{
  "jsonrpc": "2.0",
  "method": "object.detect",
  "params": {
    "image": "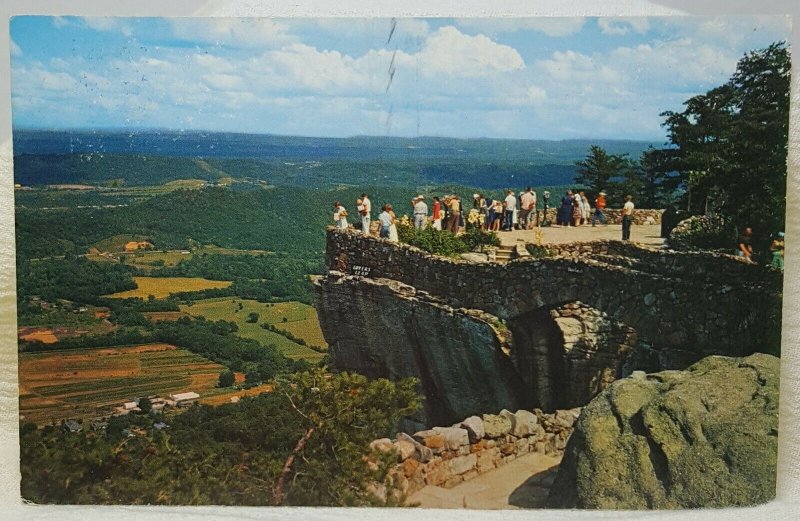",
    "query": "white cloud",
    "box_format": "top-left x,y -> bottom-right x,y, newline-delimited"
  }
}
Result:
413,26 -> 525,77
525,18 -> 586,37
14,66 -> 77,92
203,73 -> 245,91
169,18 -> 296,49
457,18 -> 585,37
598,18 -> 649,36
10,38 -> 22,57
82,17 -> 133,37
52,16 -> 68,28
